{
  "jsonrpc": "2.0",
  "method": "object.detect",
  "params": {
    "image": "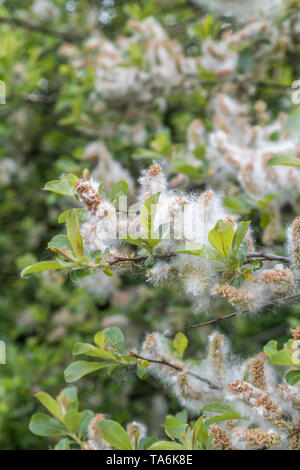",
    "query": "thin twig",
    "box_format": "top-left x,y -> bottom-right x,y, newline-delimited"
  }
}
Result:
107,253 -> 175,266
106,250 -> 290,267
129,352 -> 221,390
189,293 -> 300,329
0,16 -> 85,42
246,251 -> 290,264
